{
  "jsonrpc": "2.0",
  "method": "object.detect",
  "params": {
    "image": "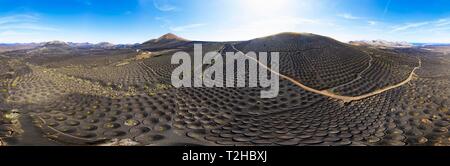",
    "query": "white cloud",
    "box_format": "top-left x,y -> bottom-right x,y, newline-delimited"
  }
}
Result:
435,19 -> 450,27
169,23 -> 205,32
0,30 -> 35,36
368,21 -> 378,25
338,13 -> 361,20
390,22 -> 430,32
0,14 -> 57,31
0,14 -> 59,43
427,26 -> 450,33
152,0 -> 177,11
0,14 -> 39,25
390,18 -> 450,33
384,18 -> 450,42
